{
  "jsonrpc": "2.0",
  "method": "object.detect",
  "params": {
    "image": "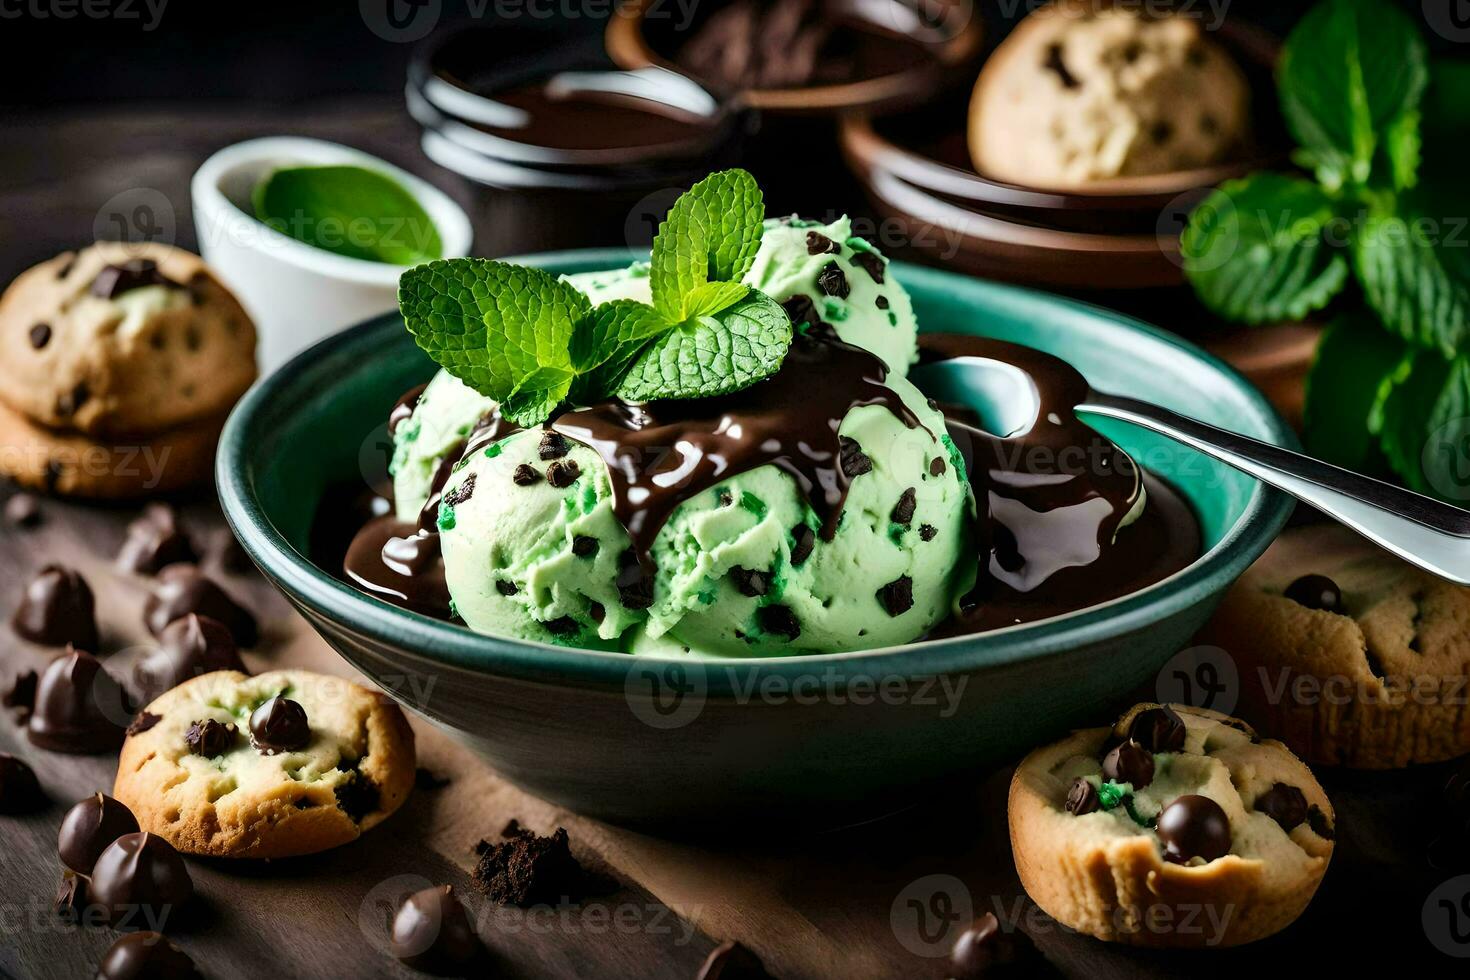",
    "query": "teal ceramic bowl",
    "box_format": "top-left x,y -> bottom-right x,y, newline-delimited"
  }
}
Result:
218,250 -> 1292,830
